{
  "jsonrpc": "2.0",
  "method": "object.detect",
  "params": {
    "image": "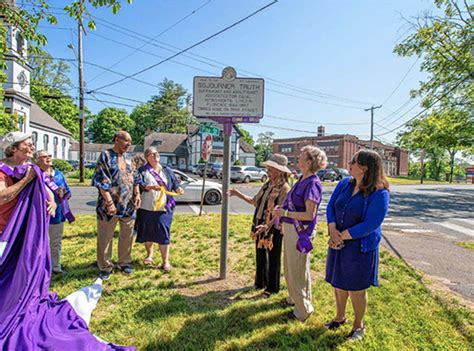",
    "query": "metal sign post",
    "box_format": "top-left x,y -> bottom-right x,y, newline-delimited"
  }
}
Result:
193,67 -> 264,280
